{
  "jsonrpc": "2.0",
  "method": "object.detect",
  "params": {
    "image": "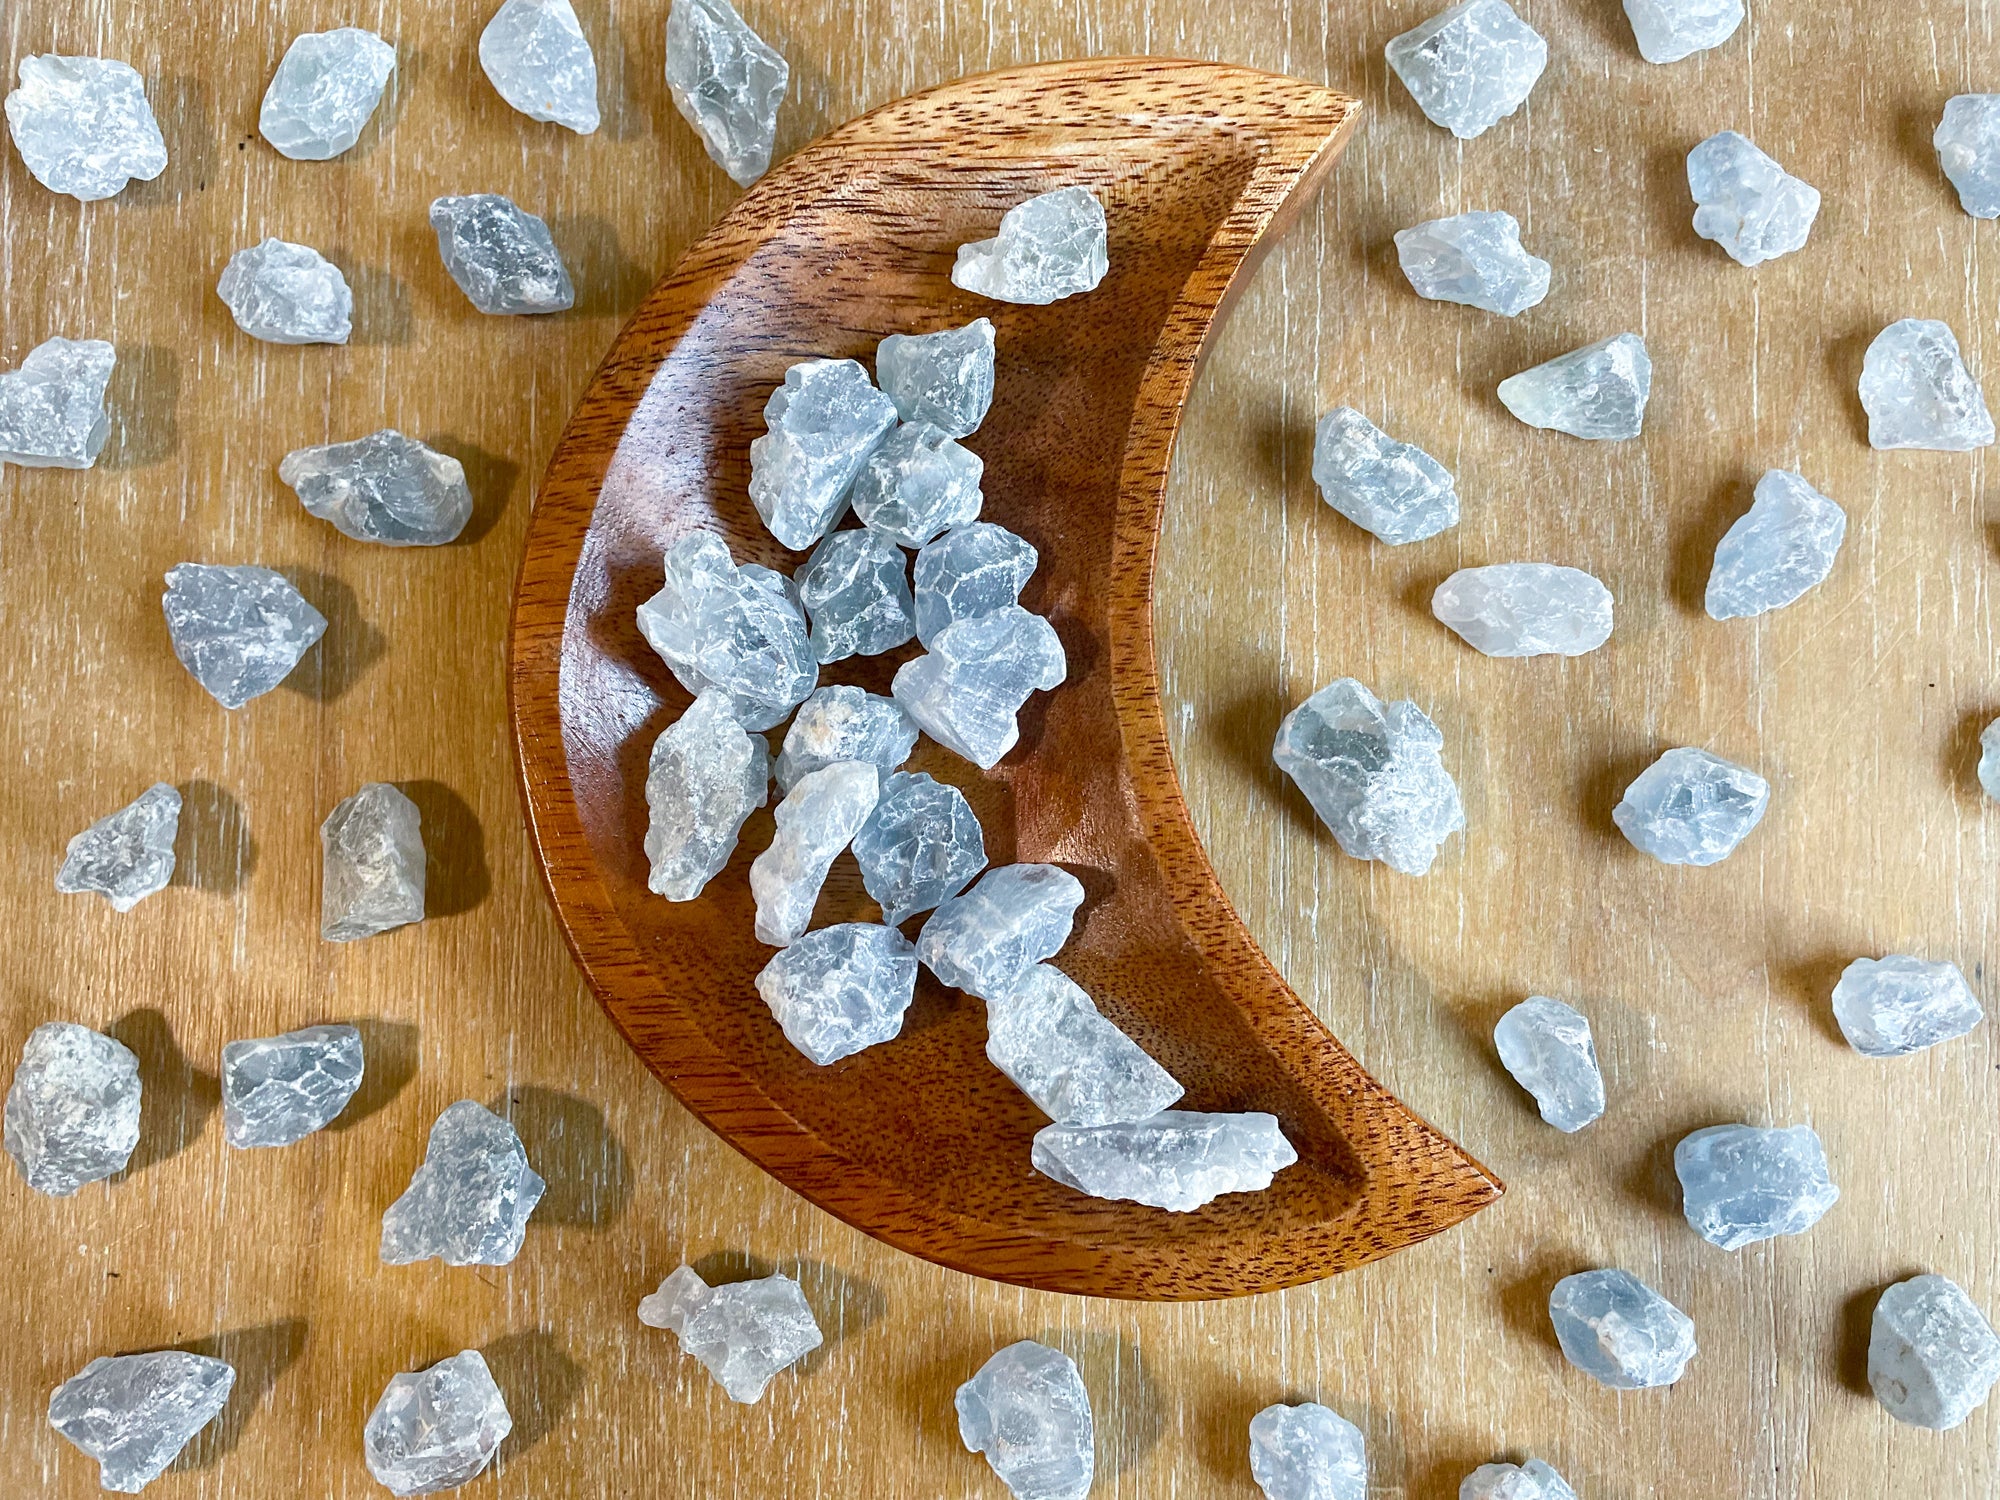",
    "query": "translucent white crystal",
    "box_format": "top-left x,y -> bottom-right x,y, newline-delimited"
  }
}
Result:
1983,719 -> 2000,802
363,1350 -> 511,1496
986,965 -> 1182,1126
1869,1275 -> 2000,1430
640,1265 -> 823,1403
645,690 -> 769,901
1310,407 -> 1458,545
1936,95 -> 2000,218
216,239 -> 354,345
1831,955 -> 1985,1058
322,783 -> 425,941
1432,564 -> 1613,657
1612,747 -> 1767,866
221,1024 -> 364,1148
754,922 -> 917,1063
1859,318 -> 1995,451
892,605 -> 1065,768
56,783 -> 180,912
1385,0 -> 1547,140
748,359 -> 900,550
1272,677 -> 1464,877
162,563 -> 328,710
381,1101 -> 545,1266
258,29 -> 395,160
952,187 -> 1109,305
1460,1460 -> 1578,1500
429,193 -> 574,316
664,0 -> 788,185
1248,1402 -> 1367,1500
852,770 -> 986,924
913,522 -> 1039,646
749,760 -> 879,946
1623,0 -> 1742,64
1674,1123 -> 1838,1250
1705,469 -> 1846,620
1394,210 -> 1549,317
0,336 -> 115,468
1548,1268 -> 1696,1389
849,422 -> 985,548
4,1022 -> 141,1197
955,1341 -> 1094,1500
1493,996 -> 1604,1133
796,528 -> 916,661
876,319 -> 995,438
49,1352 -> 234,1494
636,531 -> 817,730
5,55 -> 166,201
280,430 -> 473,546
1033,1109 -> 1298,1211
775,686 -> 916,792
480,0 -> 599,133
1498,334 -> 1651,440
916,864 -> 1083,998
1687,132 -> 1820,266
